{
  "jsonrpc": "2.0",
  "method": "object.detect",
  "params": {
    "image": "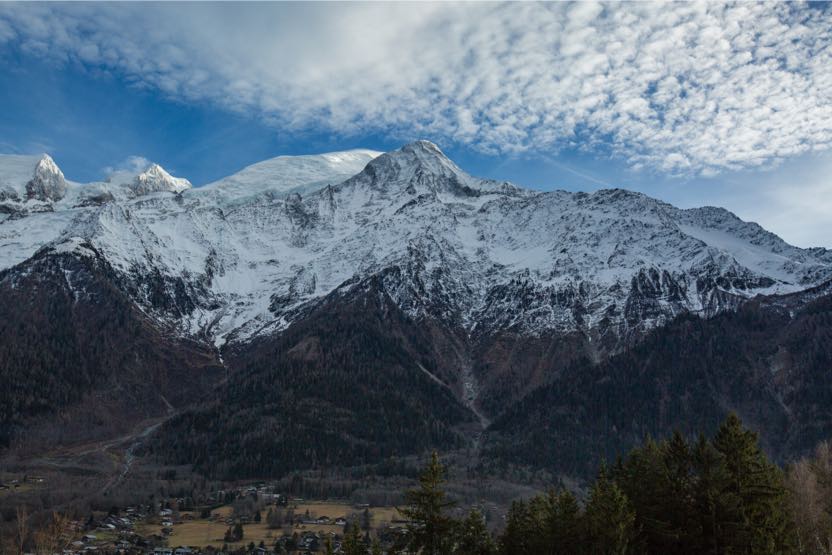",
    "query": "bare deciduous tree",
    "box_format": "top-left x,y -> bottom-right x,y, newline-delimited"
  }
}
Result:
33,512 -> 74,555
787,441 -> 832,555
15,507 -> 28,555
